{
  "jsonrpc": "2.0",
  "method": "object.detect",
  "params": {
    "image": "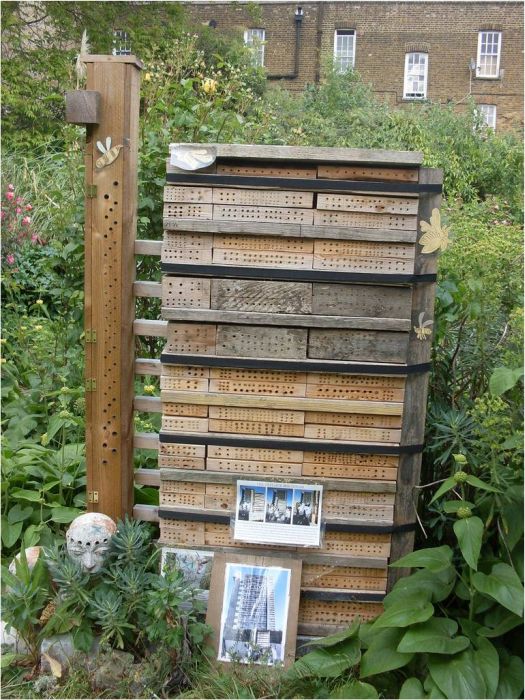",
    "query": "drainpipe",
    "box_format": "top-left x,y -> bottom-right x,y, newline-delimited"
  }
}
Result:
267,6 -> 304,80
